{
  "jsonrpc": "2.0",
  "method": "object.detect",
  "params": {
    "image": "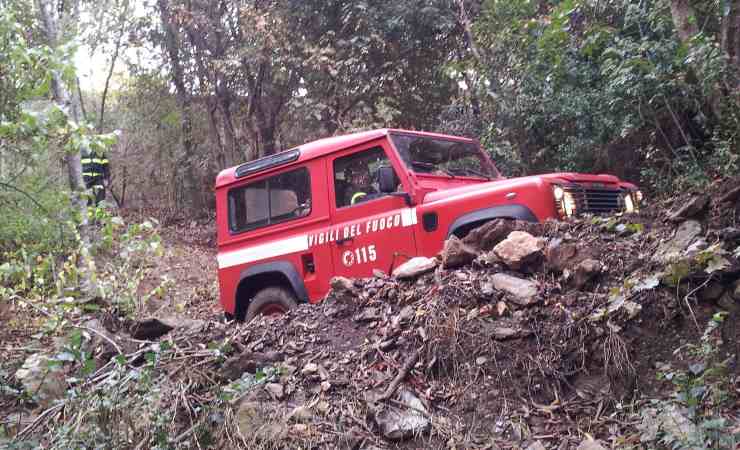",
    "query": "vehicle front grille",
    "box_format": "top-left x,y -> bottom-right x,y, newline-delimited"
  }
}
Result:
564,184 -> 623,214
